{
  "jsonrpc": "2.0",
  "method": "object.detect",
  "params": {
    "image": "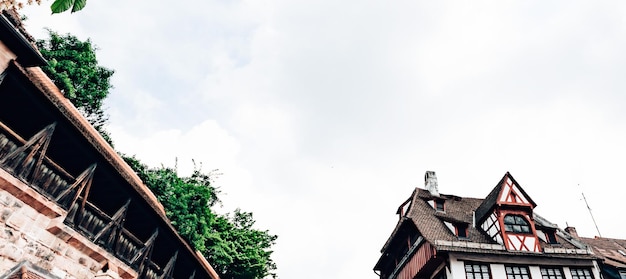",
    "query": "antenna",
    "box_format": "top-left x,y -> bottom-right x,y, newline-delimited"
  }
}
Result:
581,190 -> 602,237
